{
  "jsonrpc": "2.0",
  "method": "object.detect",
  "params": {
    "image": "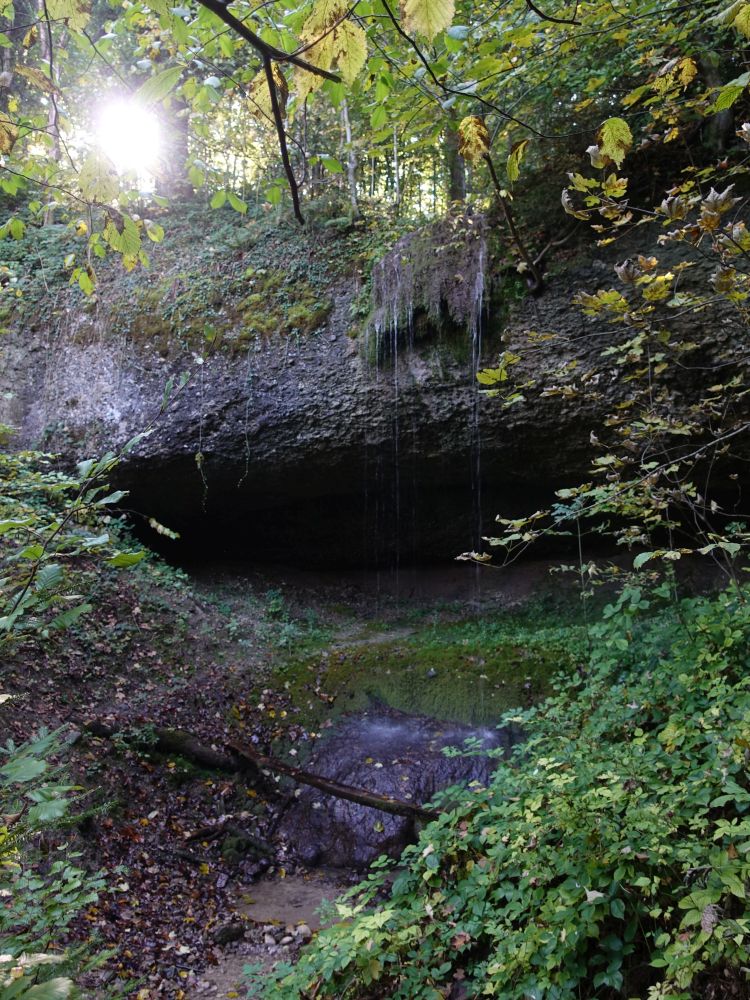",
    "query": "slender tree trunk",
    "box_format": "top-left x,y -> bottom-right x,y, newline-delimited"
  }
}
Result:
700,52 -> 733,153
341,99 -> 360,218
392,127 -> 401,209
161,98 -> 192,198
38,0 -> 60,223
444,113 -> 466,203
